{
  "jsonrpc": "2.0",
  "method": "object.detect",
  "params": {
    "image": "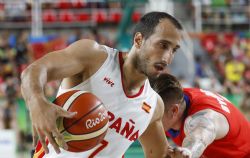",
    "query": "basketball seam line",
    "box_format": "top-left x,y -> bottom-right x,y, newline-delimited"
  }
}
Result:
67,143 -> 84,151
54,90 -> 79,108
61,92 -> 83,130
64,124 -> 108,141
66,132 -> 105,150
67,133 -> 105,142
62,91 -> 86,111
